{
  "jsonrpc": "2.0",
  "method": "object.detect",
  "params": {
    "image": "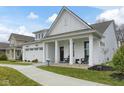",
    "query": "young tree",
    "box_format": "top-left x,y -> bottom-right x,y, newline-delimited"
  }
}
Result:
112,45 -> 124,74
